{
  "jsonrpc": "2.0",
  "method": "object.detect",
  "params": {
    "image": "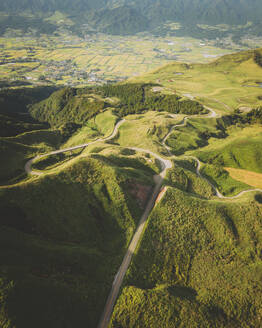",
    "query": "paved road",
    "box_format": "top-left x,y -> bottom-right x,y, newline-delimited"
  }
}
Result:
21,106 -> 262,328
161,109 -> 262,199
161,116 -> 189,154
187,155 -> 262,199
25,119 -> 125,175
97,149 -> 172,328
